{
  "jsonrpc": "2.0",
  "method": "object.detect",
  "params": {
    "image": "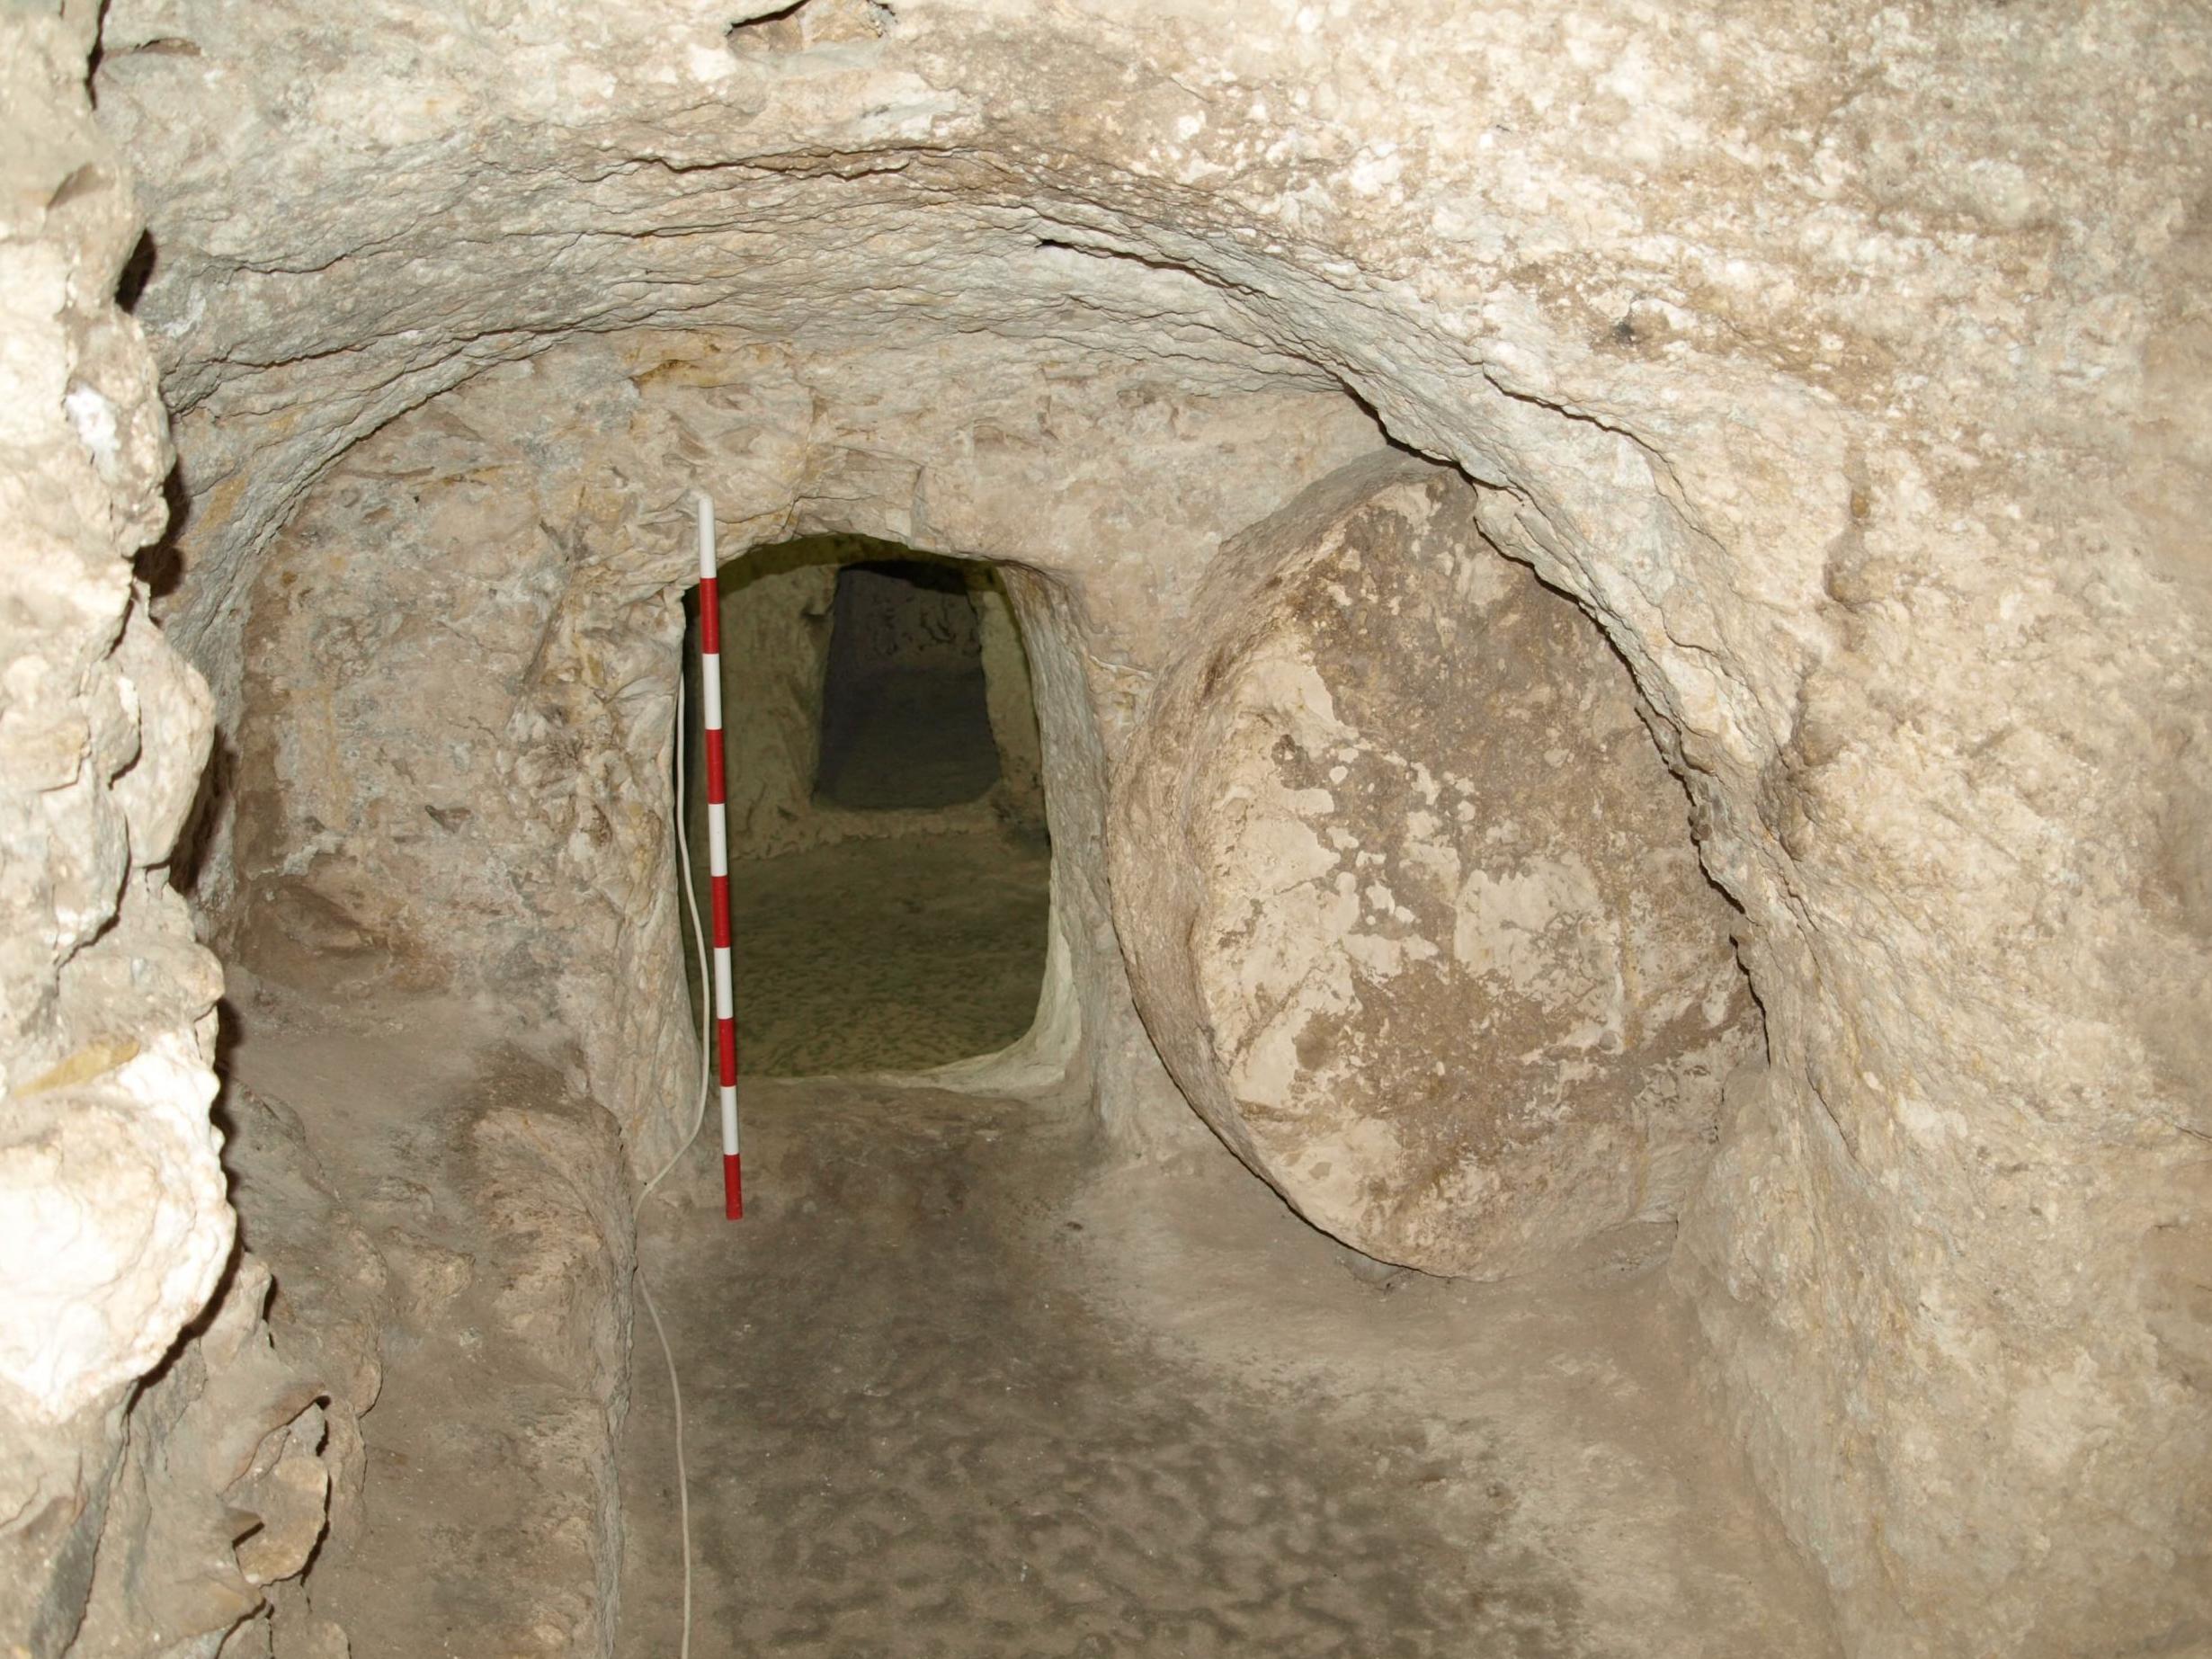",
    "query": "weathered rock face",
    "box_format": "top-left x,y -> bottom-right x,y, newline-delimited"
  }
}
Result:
2,22 -> 432,1658
706,546 -> 842,855
0,11 -> 220,1436
976,581 -> 1047,831
0,10 -> 308,1653
10,0 -> 2197,1654
67,1083 -> 388,1659
221,329 -> 1371,1181
1116,456 -> 1755,1278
